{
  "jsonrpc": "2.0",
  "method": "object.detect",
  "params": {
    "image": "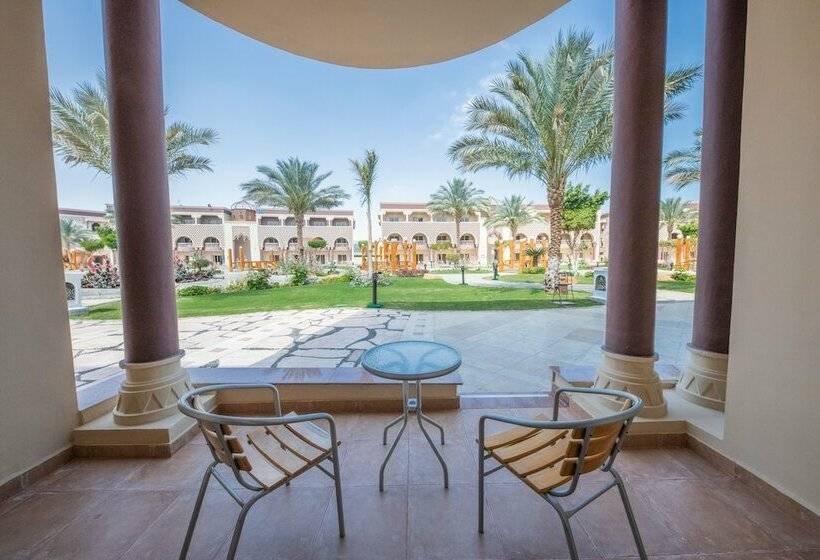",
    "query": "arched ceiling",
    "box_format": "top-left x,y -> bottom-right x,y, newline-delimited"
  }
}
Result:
180,0 -> 567,69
